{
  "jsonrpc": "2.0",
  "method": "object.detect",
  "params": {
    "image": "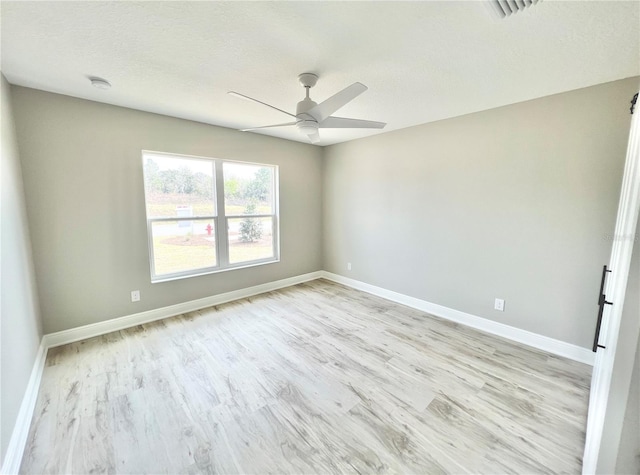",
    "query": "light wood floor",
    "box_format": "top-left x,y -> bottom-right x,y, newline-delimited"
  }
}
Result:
21,279 -> 592,474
